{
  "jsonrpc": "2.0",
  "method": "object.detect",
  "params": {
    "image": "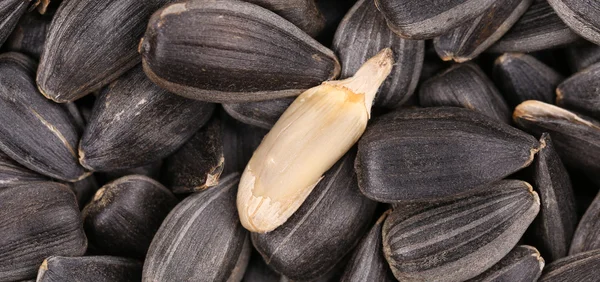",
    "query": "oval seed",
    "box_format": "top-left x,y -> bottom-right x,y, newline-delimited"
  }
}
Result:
466,245 -> 544,282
